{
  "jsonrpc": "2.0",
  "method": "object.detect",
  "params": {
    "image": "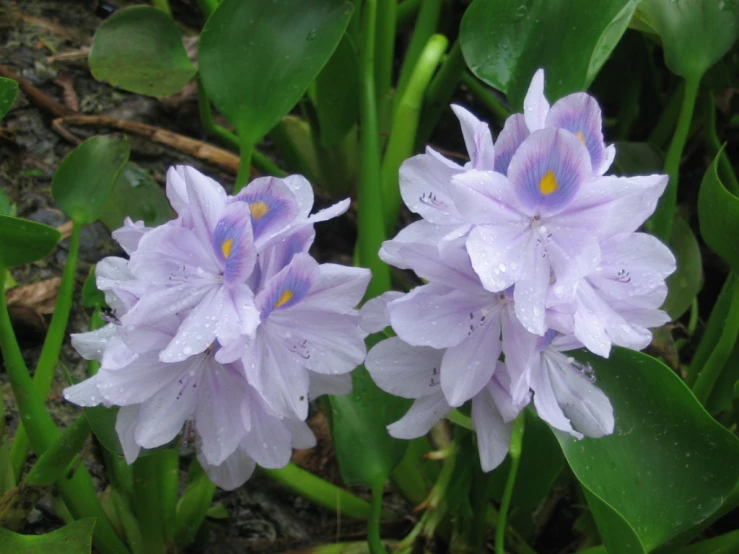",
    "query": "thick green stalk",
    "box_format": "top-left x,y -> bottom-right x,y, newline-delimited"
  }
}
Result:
174,458 -> 216,547
382,34 -> 448,233
234,136 -> 254,193
132,449 -> 179,553
704,92 -> 739,196
367,481 -> 386,554
151,0 -> 172,16
496,414 -> 525,554
397,0 -> 422,28
262,463 -> 379,519
650,75 -> 701,243
692,274 -> 739,405
375,0 -> 397,107
195,0 -> 219,18
647,81 -> 683,149
395,0 -> 442,104
357,0 -> 391,298
416,40 -> 465,149
0,269 -> 129,554
461,72 -> 510,126
11,223 -> 81,478
196,78 -> 285,178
